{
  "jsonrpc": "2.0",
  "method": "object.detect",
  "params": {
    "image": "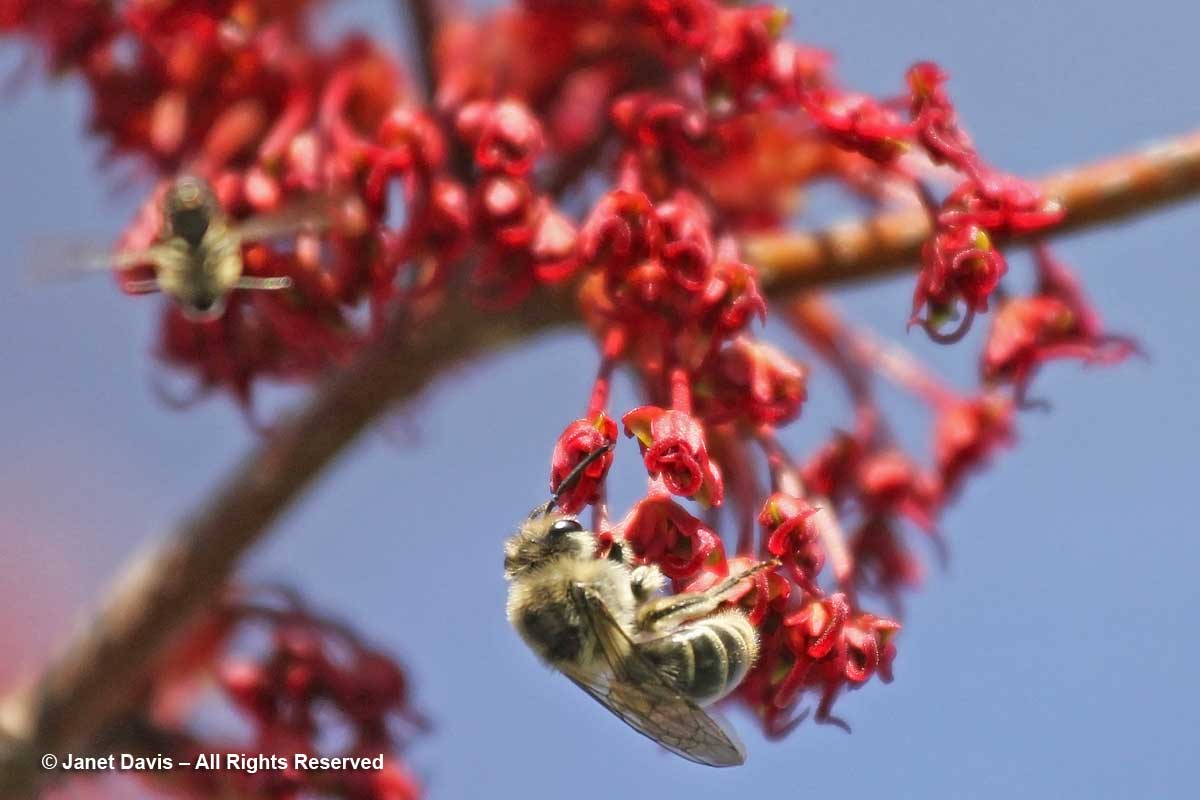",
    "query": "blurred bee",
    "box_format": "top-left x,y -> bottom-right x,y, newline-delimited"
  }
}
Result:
32,175 -> 334,321
504,445 -> 775,767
